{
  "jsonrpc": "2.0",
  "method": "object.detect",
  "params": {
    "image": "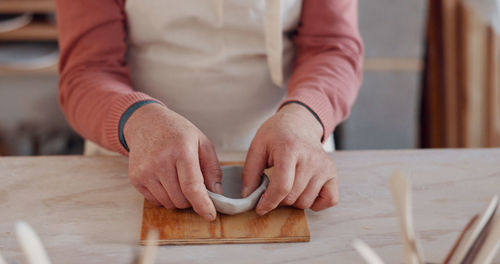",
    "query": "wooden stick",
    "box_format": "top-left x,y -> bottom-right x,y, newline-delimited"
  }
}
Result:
0,251 -> 7,264
352,239 -> 385,264
389,171 -> 425,264
448,196 -> 498,264
138,229 -> 159,264
472,217 -> 500,264
443,215 -> 478,263
15,221 -> 52,264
